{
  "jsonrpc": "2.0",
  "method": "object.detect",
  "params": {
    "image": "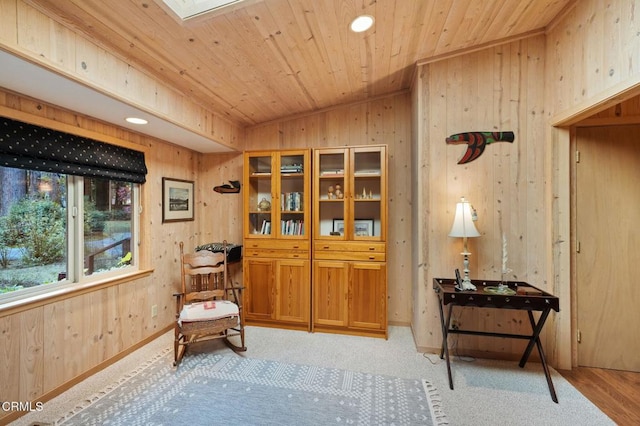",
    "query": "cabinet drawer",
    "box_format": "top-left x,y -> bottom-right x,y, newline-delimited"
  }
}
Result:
245,248 -> 309,259
244,239 -> 309,251
314,241 -> 385,253
313,250 -> 386,262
